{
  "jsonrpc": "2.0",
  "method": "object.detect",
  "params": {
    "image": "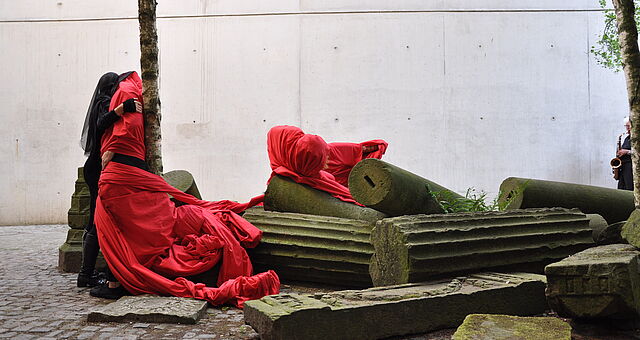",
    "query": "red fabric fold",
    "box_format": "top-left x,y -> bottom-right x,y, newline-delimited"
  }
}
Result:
266,125 -> 359,204
95,162 -> 278,307
326,139 -> 388,187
